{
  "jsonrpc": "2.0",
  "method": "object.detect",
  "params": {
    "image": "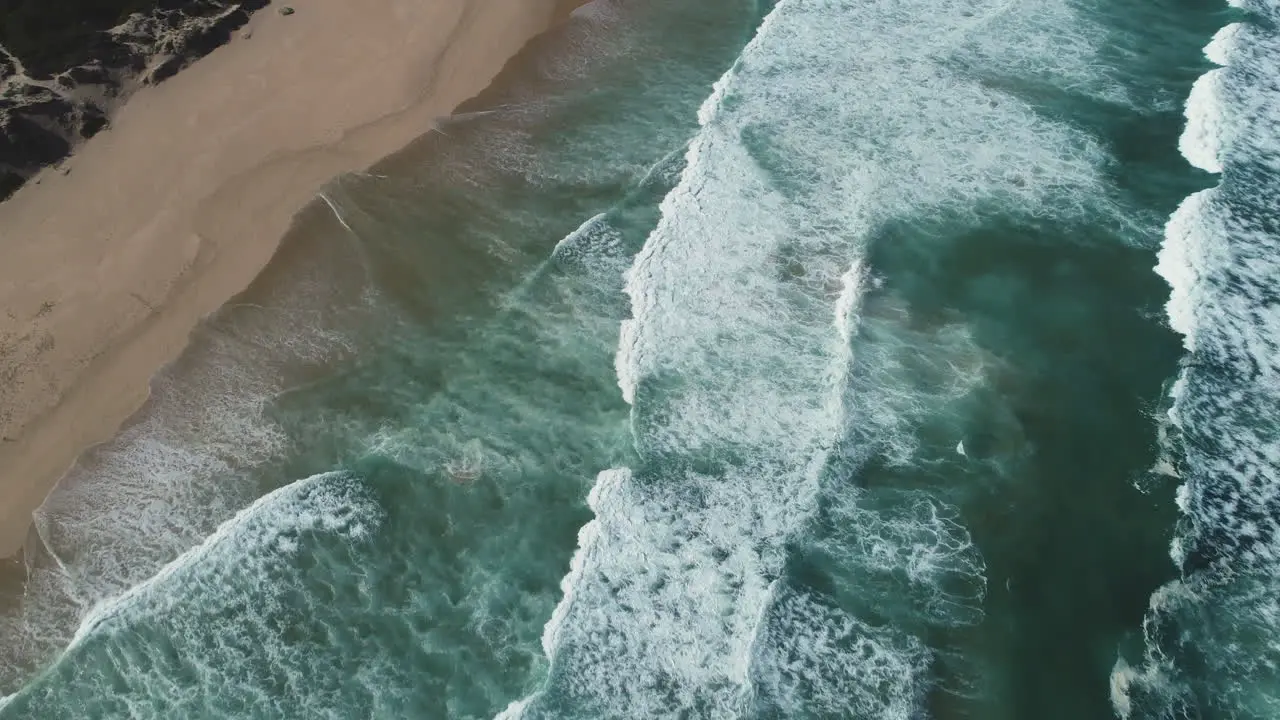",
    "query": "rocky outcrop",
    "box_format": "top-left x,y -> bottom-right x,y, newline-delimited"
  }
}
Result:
0,0 -> 270,201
